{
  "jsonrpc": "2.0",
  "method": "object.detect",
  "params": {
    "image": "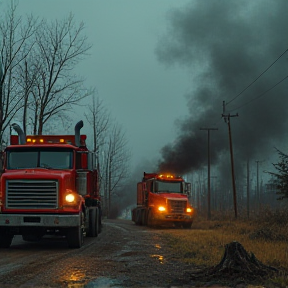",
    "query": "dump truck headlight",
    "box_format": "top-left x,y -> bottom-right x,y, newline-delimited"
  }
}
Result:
158,206 -> 166,212
186,207 -> 193,213
65,193 -> 75,203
